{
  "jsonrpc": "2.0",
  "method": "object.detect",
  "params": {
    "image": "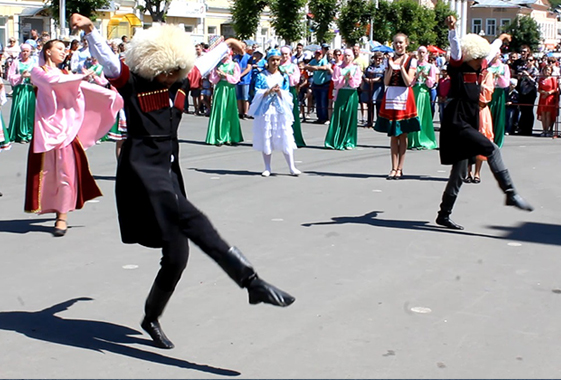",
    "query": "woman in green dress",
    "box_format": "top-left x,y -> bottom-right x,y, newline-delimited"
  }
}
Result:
279,46 -> 306,147
488,52 -> 510,147
7,43 -> 37,143
408,46 -> 437,150
324,49 -> 362,150
205,54 -> 243,145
